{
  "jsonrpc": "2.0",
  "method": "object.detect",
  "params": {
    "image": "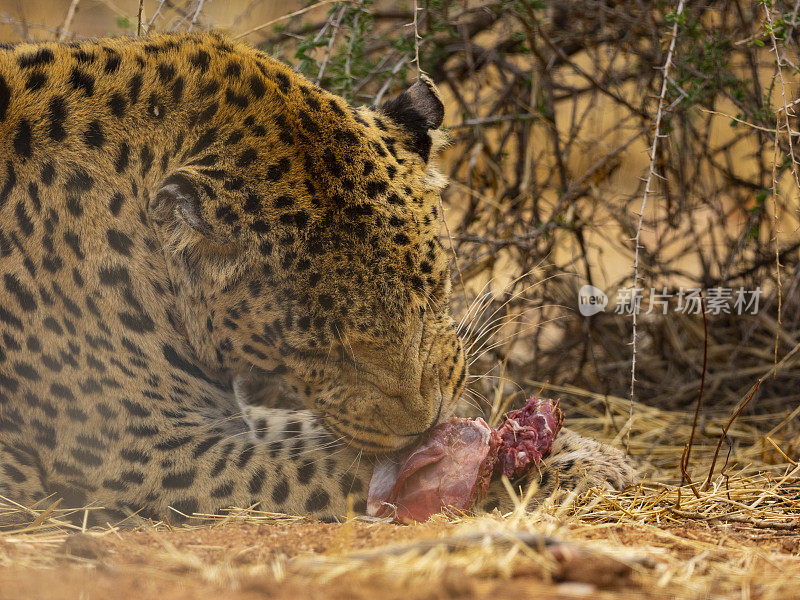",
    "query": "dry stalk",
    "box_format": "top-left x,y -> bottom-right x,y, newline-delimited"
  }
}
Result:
762,2 -> 799,370
679,292 -> 708,503
314,4 -> 347,85
56,0 -> 80,42
629,0 -> 686,443
137,0 -> 144,36
411,0 -> 423,75
233,0 -> 346,41
147,0 -> 168,32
